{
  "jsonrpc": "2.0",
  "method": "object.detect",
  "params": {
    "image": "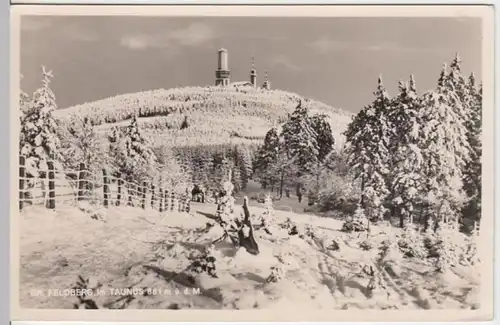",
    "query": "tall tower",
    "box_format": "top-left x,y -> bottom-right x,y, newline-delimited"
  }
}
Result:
250,56 -> 257,88
215,48 -> 230,86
